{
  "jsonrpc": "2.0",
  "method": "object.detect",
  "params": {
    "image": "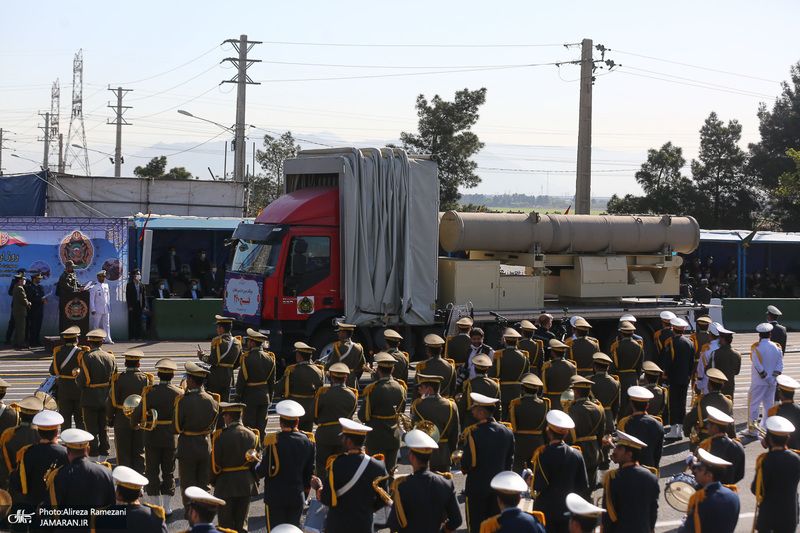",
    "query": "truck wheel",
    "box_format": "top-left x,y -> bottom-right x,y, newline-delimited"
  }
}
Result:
309,327 -> 338,365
